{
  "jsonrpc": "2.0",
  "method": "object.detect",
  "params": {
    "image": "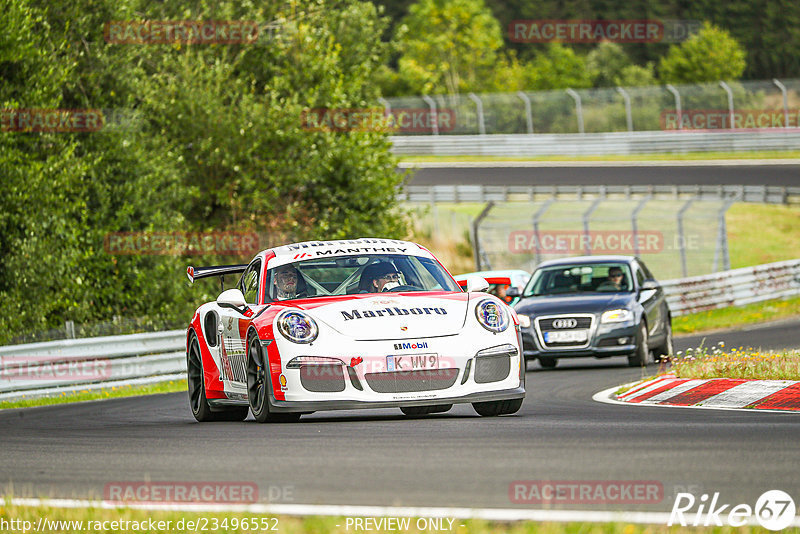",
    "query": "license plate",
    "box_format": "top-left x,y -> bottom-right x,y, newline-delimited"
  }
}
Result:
386,354 -> 439,372
544,330 -> 588,343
